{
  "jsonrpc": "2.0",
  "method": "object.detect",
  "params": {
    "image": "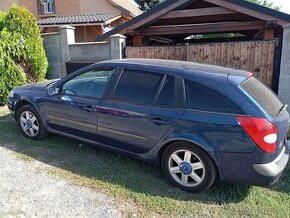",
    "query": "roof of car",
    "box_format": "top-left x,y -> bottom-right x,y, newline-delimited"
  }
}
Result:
99,58 -> 244,77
